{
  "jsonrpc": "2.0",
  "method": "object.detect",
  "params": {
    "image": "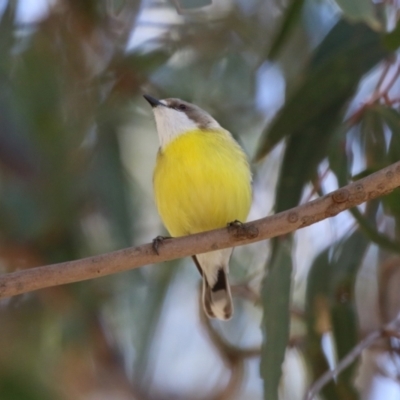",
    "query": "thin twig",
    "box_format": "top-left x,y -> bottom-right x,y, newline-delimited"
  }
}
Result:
372,61 -> 392,97
231,283 -> 261,305
1,161 -> 400,299
304,314 -> 400,400
382,65 -> 400,100
201,311 -> 261,361
385,329 -> 400,340
305,164 -> 331,203
171,0 -> 184,15
347,60 -> 400,124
